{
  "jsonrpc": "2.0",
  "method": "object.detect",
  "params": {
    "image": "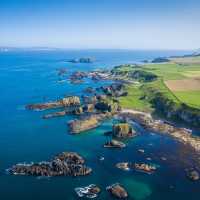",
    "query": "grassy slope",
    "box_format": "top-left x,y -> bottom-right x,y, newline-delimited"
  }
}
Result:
174,91 -> 200,108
